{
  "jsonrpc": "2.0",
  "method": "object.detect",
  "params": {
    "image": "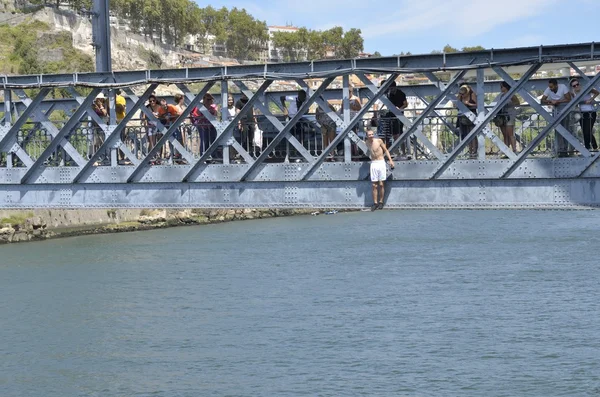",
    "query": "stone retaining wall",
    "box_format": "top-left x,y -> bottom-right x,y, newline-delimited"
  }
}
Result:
0,208 -> 330,244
